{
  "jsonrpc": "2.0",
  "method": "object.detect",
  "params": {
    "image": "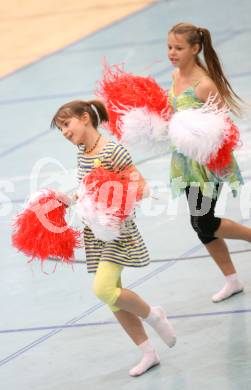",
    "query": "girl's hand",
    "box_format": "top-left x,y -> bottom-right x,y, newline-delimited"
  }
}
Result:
127,165 -> 150,199
71,193 -> 79,202
55,191 -> 77,207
